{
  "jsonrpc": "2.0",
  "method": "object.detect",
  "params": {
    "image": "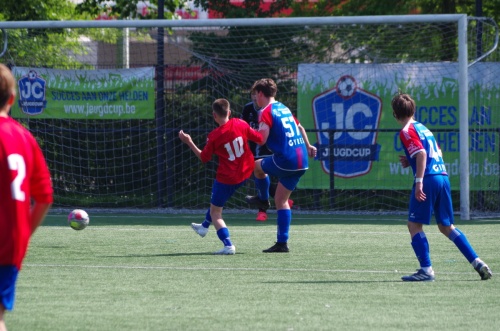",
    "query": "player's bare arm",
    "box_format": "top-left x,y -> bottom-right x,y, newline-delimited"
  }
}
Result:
399,155 -> 409,168
30,202 -> 53,235
179,130 -> 202,160
298,123 -> 317,158
258,122 -> 270,145
414,150 -> 427,202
